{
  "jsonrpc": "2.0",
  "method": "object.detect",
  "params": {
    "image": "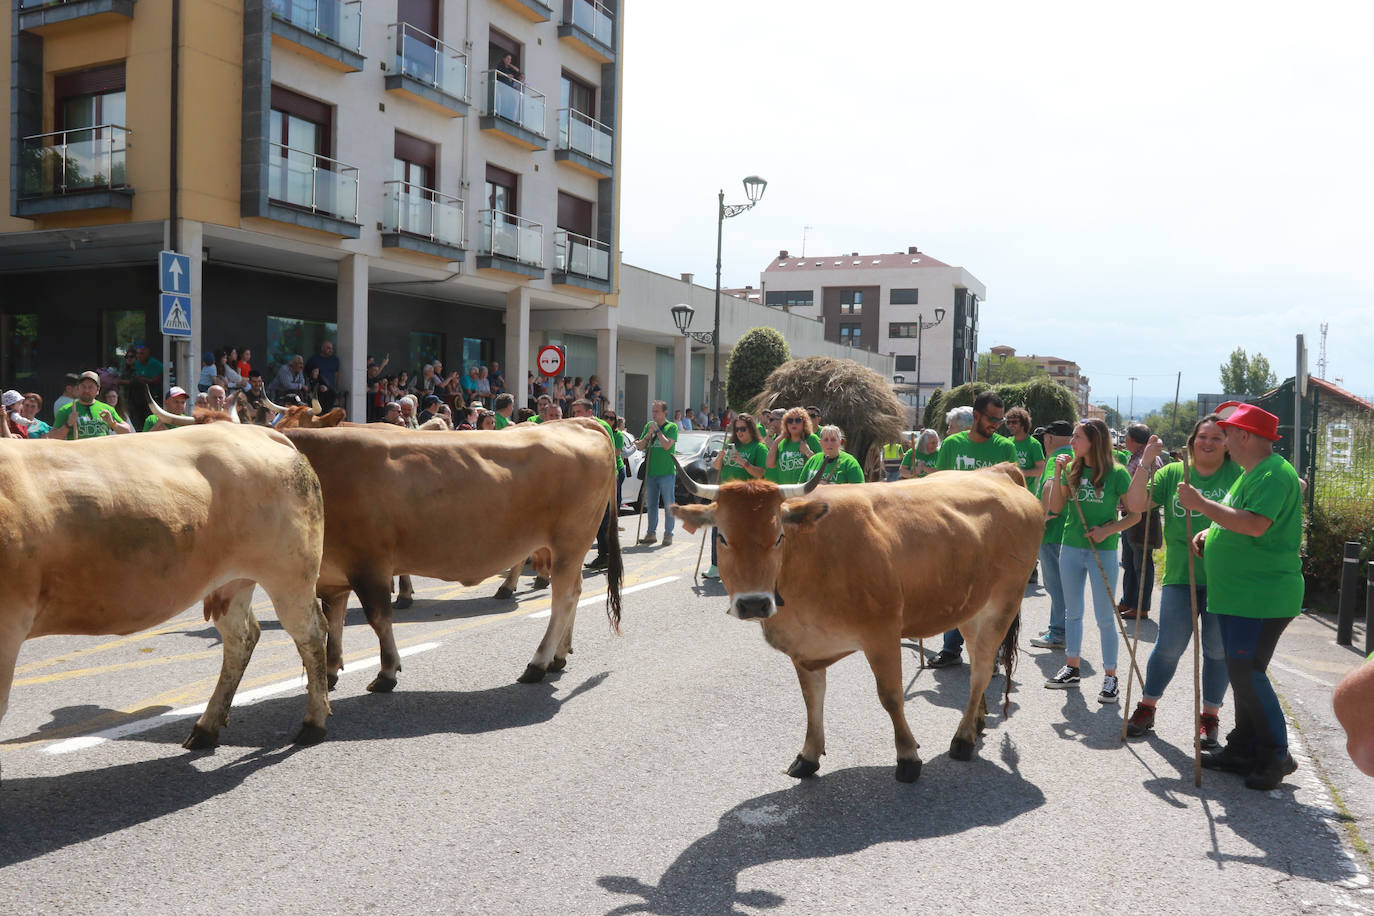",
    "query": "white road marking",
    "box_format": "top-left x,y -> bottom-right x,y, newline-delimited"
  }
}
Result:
42,642 -> 443,755
1271,660 -> 1336,688
525,576 -> 680,619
